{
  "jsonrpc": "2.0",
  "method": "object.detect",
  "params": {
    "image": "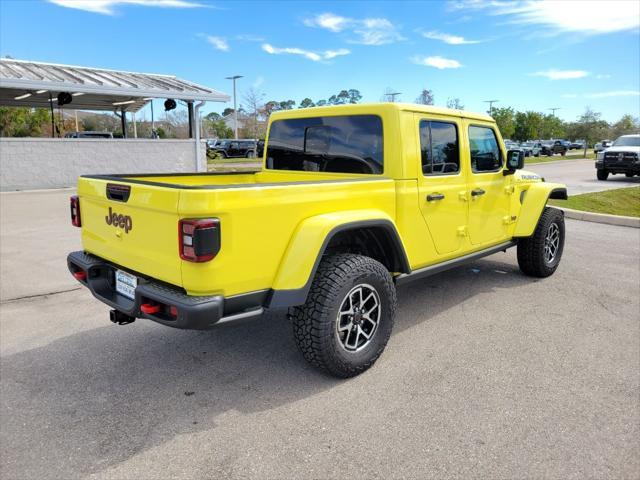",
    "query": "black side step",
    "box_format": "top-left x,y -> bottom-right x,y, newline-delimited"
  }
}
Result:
395,241 -> 516,286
